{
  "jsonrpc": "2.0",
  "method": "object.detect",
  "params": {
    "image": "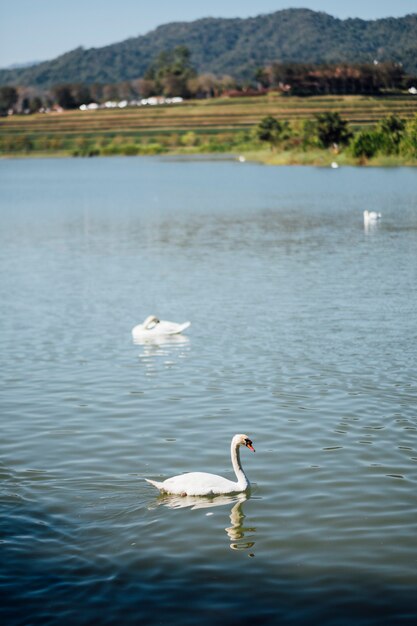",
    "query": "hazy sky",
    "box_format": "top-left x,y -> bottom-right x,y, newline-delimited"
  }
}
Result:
1,0 -> 416,67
